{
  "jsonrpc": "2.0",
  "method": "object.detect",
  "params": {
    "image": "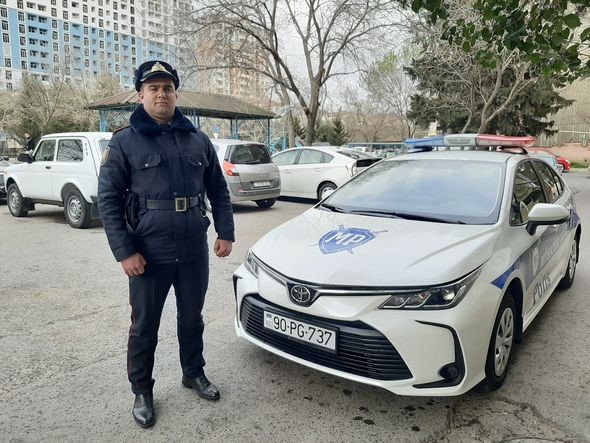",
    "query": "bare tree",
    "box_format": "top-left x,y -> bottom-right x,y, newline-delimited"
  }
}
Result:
182,0 -> 404,144
362,49 -> 418,138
